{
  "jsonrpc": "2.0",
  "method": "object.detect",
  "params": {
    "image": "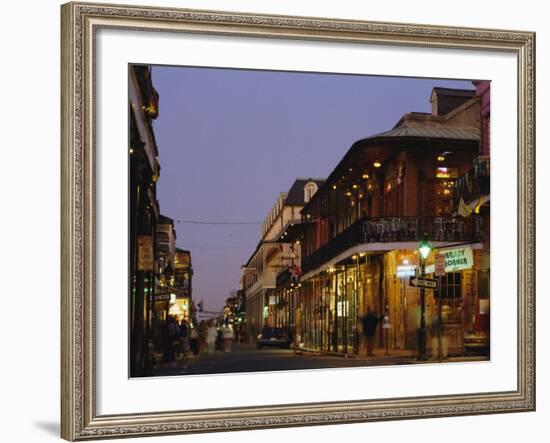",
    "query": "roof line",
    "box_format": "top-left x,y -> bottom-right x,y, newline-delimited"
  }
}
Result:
442,95 -> 480,121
